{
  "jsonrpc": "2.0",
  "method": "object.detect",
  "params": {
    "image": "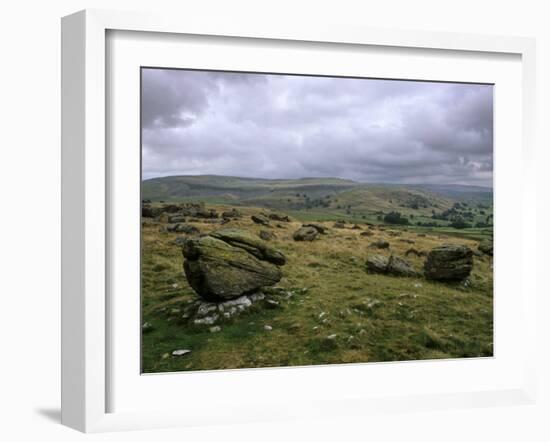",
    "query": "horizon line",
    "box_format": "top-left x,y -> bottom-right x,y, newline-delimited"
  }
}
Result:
141,173 -> 493,189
